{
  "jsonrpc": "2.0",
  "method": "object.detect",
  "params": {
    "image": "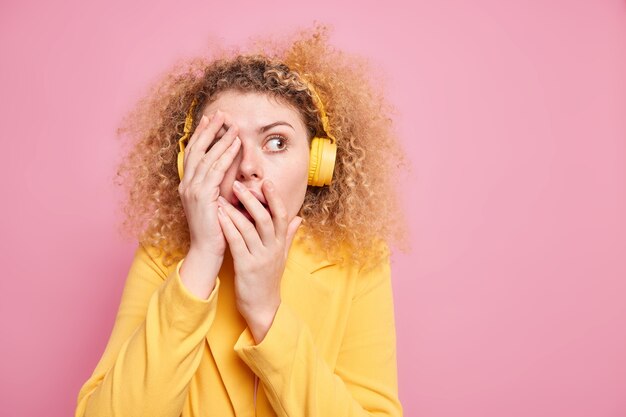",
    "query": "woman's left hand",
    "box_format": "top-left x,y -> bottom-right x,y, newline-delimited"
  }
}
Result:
217,179 -> 302,344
